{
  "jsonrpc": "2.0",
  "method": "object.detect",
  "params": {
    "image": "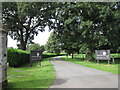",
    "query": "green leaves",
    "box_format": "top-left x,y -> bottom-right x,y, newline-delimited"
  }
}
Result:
52,2 -> 120,54
27,43 -> 45,52
45,32 -> 61,54
2,2 -> 120,53
2,2 -> 54,50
